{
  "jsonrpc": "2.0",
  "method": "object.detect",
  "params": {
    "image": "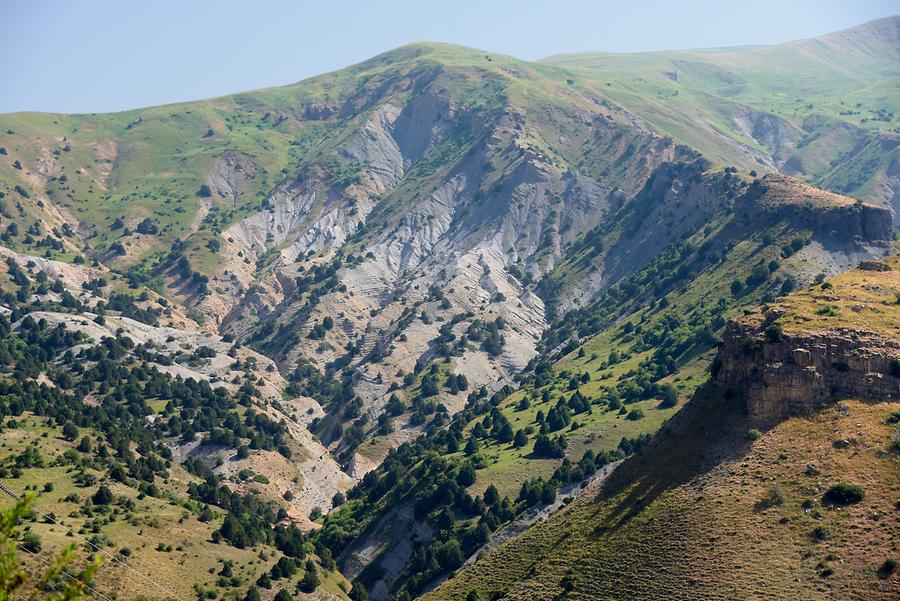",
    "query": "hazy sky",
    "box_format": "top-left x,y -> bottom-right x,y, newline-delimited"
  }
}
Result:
1,0 -> 896,114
